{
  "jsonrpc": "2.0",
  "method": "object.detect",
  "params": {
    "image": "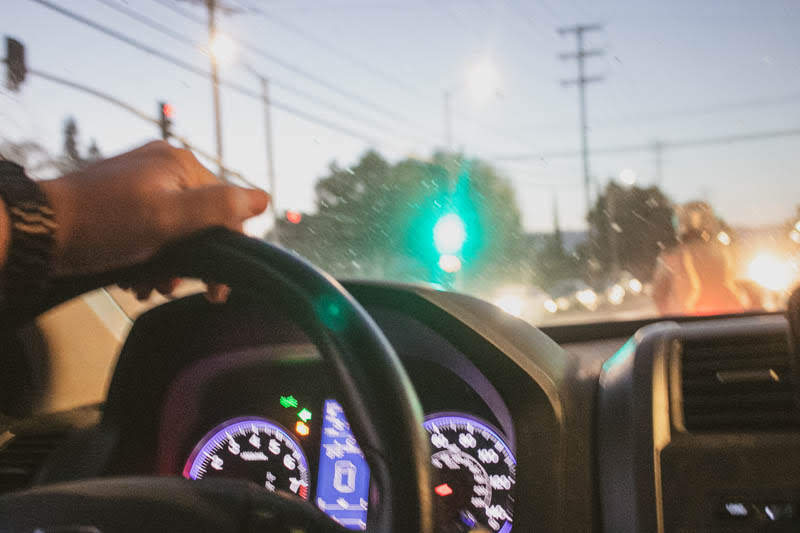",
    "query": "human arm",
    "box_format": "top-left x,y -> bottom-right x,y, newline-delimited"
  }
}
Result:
1,141 -> 269,304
